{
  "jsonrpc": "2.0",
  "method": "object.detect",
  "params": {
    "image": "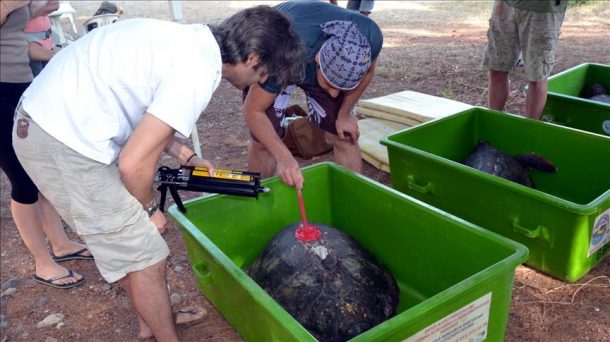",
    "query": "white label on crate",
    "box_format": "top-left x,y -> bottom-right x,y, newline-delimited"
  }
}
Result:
588,209 -> 610,257
404,292 -> 491,342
